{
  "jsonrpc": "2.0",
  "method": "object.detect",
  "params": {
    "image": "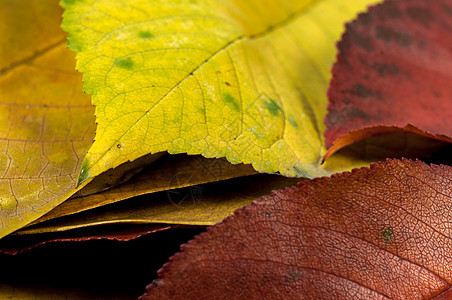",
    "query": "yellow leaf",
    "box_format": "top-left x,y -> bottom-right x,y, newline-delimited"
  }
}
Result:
30,155 -> 256,225
16,175 -> 299,234
0,0 -> 96,239
61,0 -> 382,187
